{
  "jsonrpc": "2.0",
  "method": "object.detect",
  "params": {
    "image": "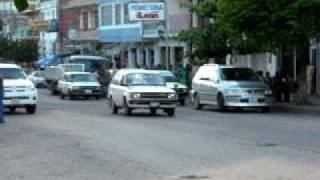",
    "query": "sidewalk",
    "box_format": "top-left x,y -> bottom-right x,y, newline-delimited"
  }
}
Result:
273,97 -> 320,114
